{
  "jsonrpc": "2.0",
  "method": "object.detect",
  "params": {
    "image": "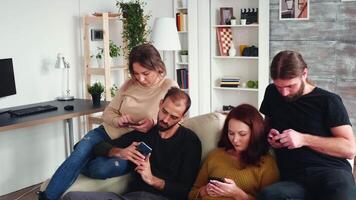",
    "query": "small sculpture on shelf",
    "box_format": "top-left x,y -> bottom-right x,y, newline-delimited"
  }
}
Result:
228,41 -> 236,57
242,45 -> 258,57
